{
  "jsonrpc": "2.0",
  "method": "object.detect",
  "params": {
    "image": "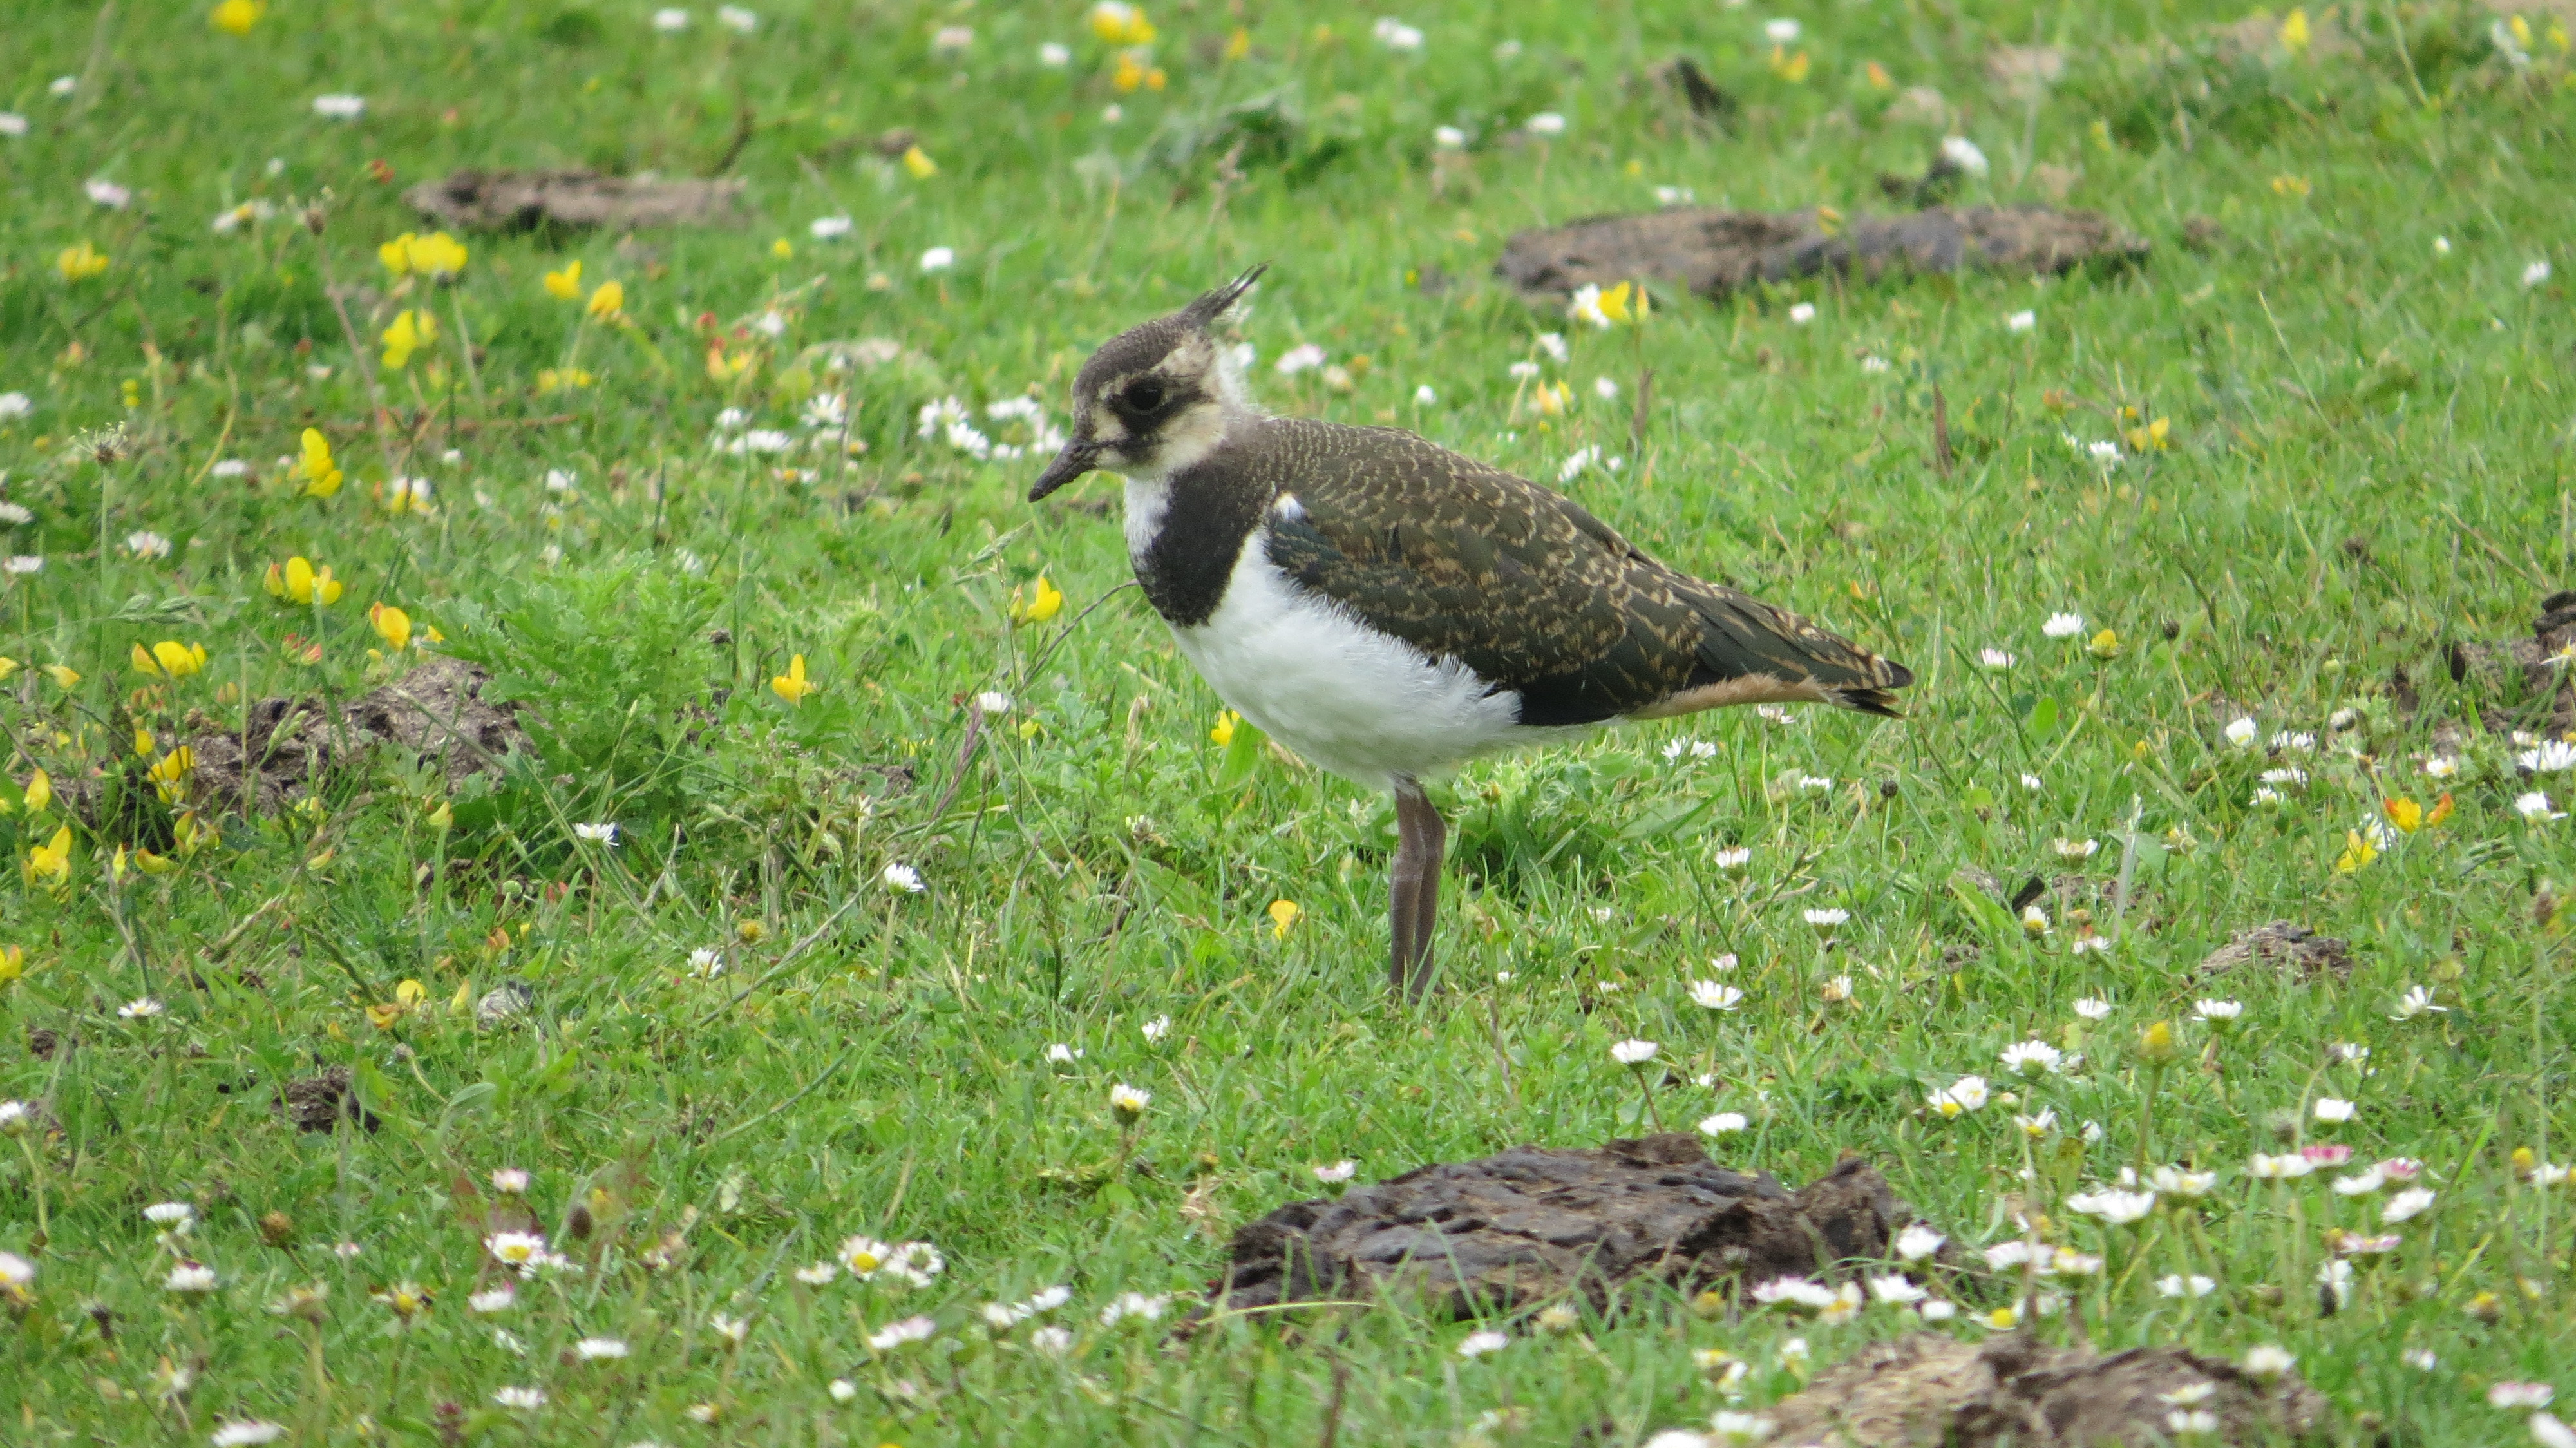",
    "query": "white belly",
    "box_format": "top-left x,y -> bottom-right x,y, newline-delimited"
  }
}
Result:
1168,527 -> 1587,788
